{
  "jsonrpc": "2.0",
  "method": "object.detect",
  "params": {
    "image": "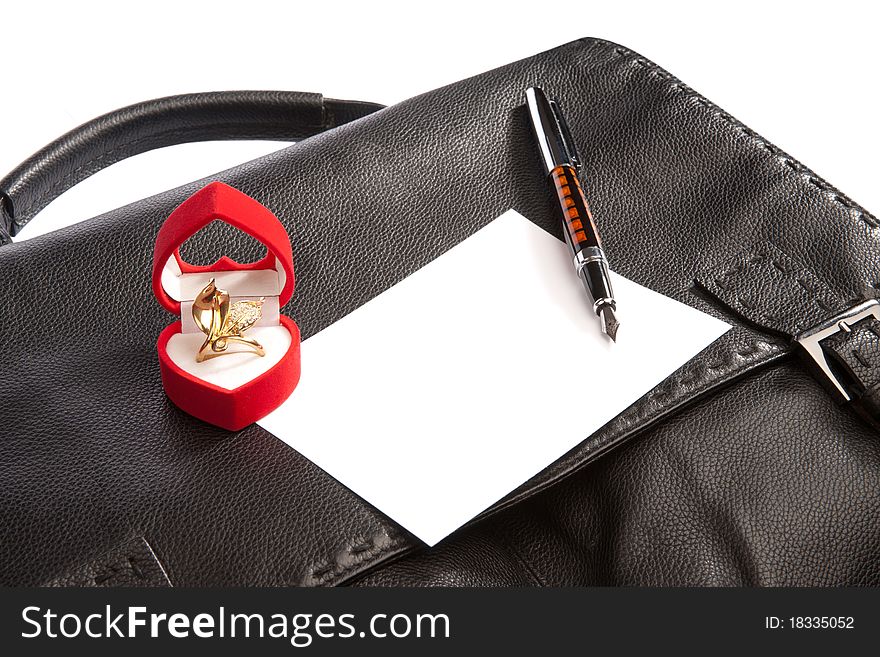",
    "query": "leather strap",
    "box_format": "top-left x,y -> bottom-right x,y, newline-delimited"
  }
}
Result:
696,242 -> 880,429
0,200 -> 10,245
697,243 -> 848,336
0,91 -> 384,238
824,318 -> 880,390
823,317 -> 880,426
